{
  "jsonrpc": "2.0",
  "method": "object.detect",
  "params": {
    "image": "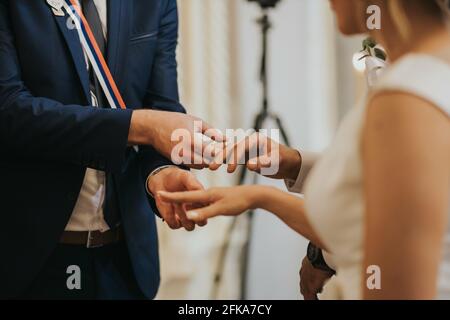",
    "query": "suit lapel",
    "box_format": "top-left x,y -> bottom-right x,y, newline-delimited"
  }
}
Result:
53,14 -> 91,103
107,0 -> 130,89
50,0 -> 129,104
